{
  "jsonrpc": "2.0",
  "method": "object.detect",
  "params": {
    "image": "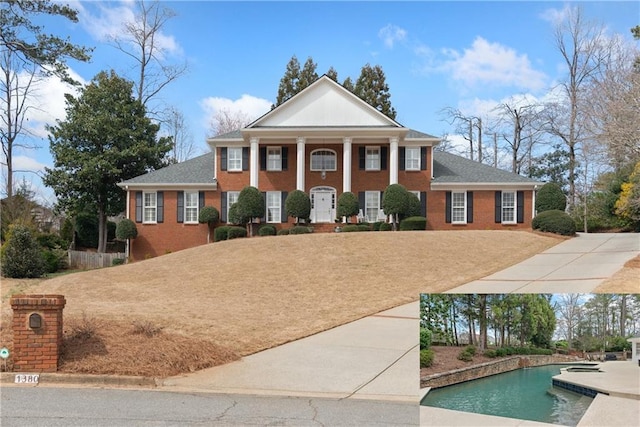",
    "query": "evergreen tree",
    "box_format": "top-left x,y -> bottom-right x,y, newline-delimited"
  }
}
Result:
342,77 -> 354,92
285,190 -> 311,225
297,57 -> 318,93
382,184 -> 409,230
326,66 -> 338,82
236,186 -> 265,236
353,64 -> 397,119
1,224 -> 45,278
274,55 -> 301,107
43,70 -> 171,253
